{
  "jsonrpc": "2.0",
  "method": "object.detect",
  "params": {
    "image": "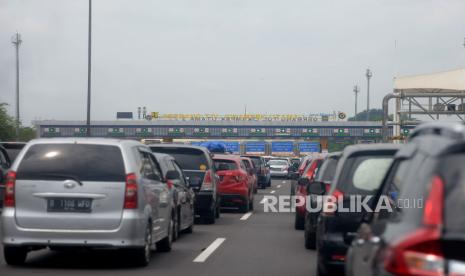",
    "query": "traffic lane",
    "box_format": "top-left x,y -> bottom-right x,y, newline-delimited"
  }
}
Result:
202,179 -> 316,276
0,179 -> 317,276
